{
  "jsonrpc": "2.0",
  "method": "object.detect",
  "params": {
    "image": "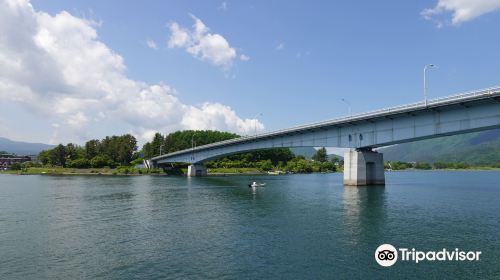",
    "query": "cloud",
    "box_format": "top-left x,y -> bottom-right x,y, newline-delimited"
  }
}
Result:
239,54 -> 250,61
66,112 -> 89,128
168,15 -> 237,69
276,42 -> 285,50
422,0 -> 500,26
0,0 -> 263,144
146,39 -> 158,49
182,103 -> 264,134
